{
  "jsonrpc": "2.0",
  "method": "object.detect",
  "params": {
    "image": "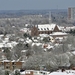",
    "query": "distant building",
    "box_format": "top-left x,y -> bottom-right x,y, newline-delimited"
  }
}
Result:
68,7 -> 75,22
